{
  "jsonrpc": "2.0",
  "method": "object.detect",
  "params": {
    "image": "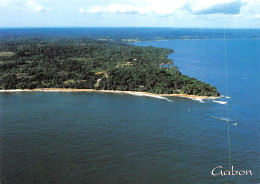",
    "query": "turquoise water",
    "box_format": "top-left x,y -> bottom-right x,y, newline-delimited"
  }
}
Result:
1,38 -> 260,183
